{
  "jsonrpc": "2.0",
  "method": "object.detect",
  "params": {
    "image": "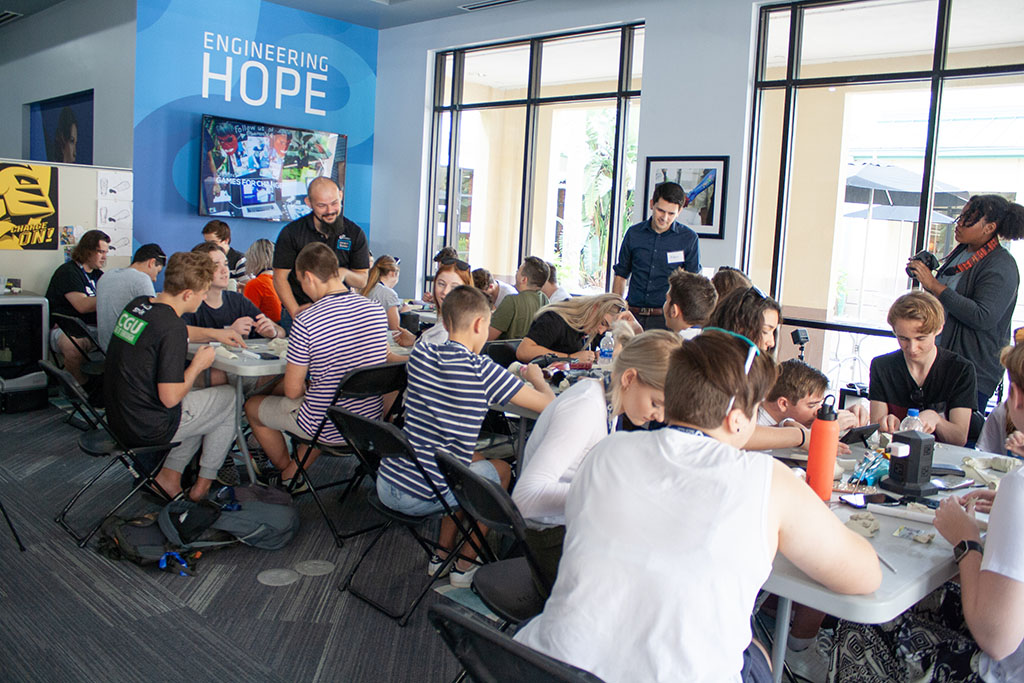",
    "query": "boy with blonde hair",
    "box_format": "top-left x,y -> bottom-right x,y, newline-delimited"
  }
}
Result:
869,291 -> 976,445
